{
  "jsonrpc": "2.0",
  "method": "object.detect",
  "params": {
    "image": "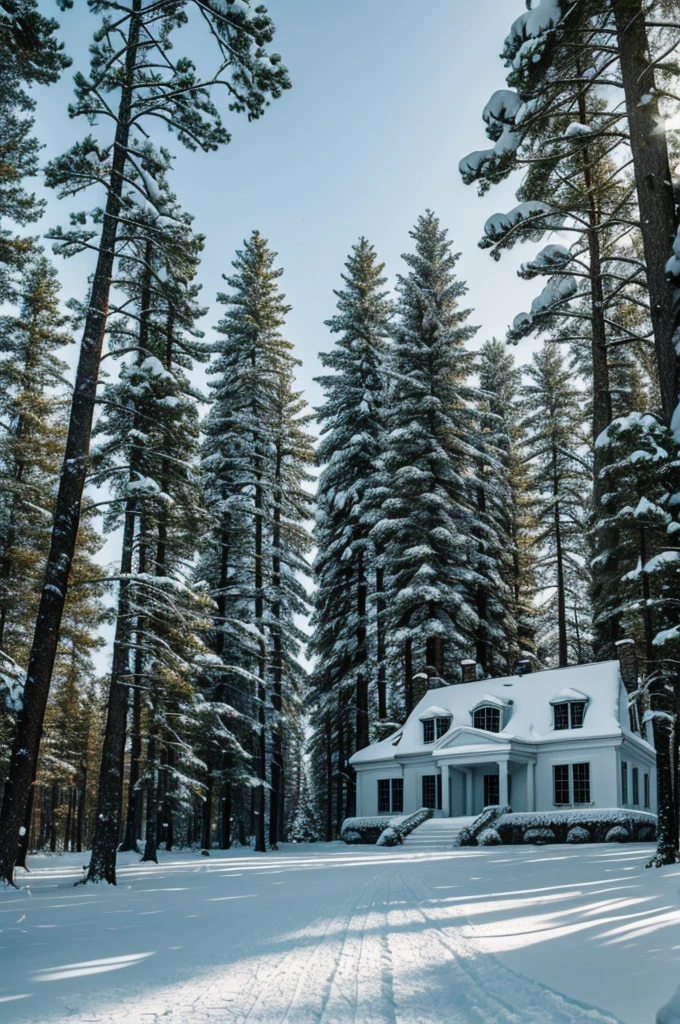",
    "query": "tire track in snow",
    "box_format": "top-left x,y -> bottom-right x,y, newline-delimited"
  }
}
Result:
394,871 -> 625,1024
